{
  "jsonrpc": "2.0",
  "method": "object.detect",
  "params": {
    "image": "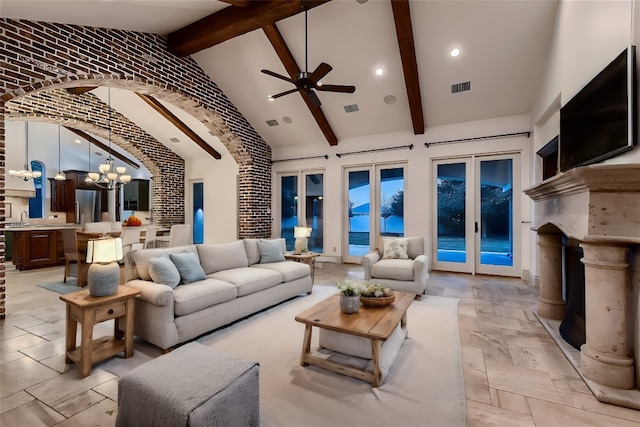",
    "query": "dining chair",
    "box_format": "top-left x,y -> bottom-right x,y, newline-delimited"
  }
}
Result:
156,224 -> 191,247
75,231 -> 103,287
84,222 -> 112,233
61,228 -> 80,283
120,227 -> 141,256
144,225 -> 158,249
